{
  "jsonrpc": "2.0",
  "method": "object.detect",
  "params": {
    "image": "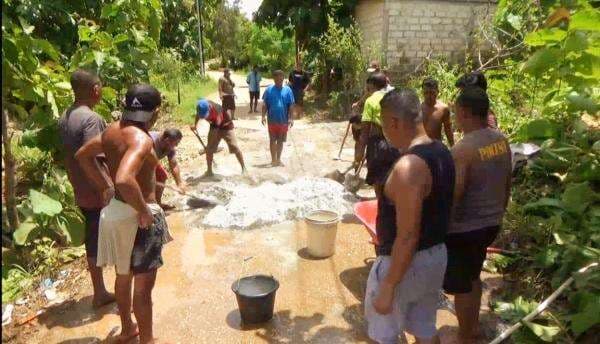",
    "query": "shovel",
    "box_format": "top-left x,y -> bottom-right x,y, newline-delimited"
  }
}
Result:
324,164 -> 354,184
190,128 -> 219,168
333,121 -> 351,161
344,158 -> 365,193
157,182 -> 219,209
